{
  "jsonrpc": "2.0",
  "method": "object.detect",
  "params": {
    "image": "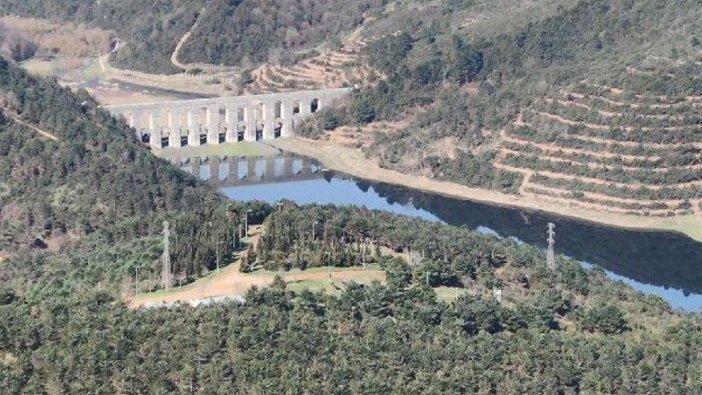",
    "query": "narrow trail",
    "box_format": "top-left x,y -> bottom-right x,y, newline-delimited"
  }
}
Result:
536,110 -> 702,133
519,189 -> 680,216
516,121 -> 702,150
522,183 -> 687,205
171,8 -> 206,70
8,116 -> 59,141
500,131 -> 661,162
499,147 -> 702,173
518,171 -> 532,195
493,162 -> 702,190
